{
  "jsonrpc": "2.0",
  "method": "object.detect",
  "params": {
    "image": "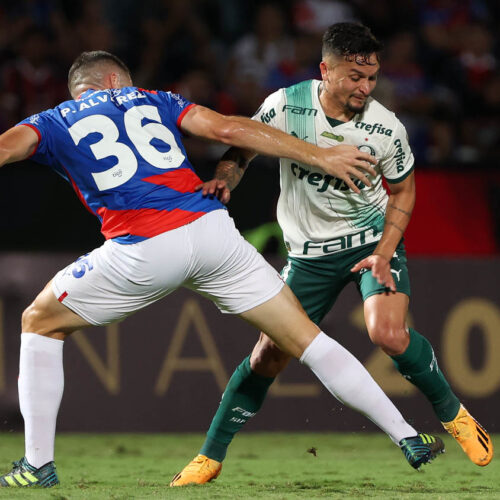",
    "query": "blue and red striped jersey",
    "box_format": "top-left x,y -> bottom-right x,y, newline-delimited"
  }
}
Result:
17,87 -> 224,243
